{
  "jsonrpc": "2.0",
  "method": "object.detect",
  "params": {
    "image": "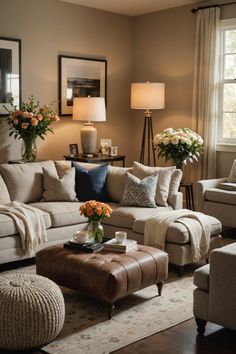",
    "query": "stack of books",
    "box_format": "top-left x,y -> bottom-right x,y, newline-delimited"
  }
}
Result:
64,240 -> 103,253
102,239 -> 138,253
